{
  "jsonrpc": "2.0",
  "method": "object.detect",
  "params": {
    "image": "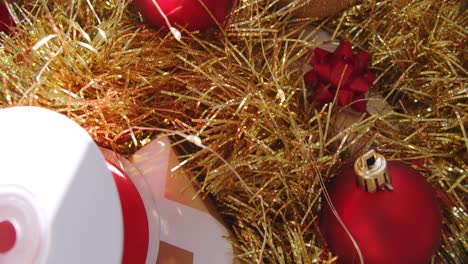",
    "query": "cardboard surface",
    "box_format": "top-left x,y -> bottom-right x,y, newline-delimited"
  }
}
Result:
130,137 -> 235,264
